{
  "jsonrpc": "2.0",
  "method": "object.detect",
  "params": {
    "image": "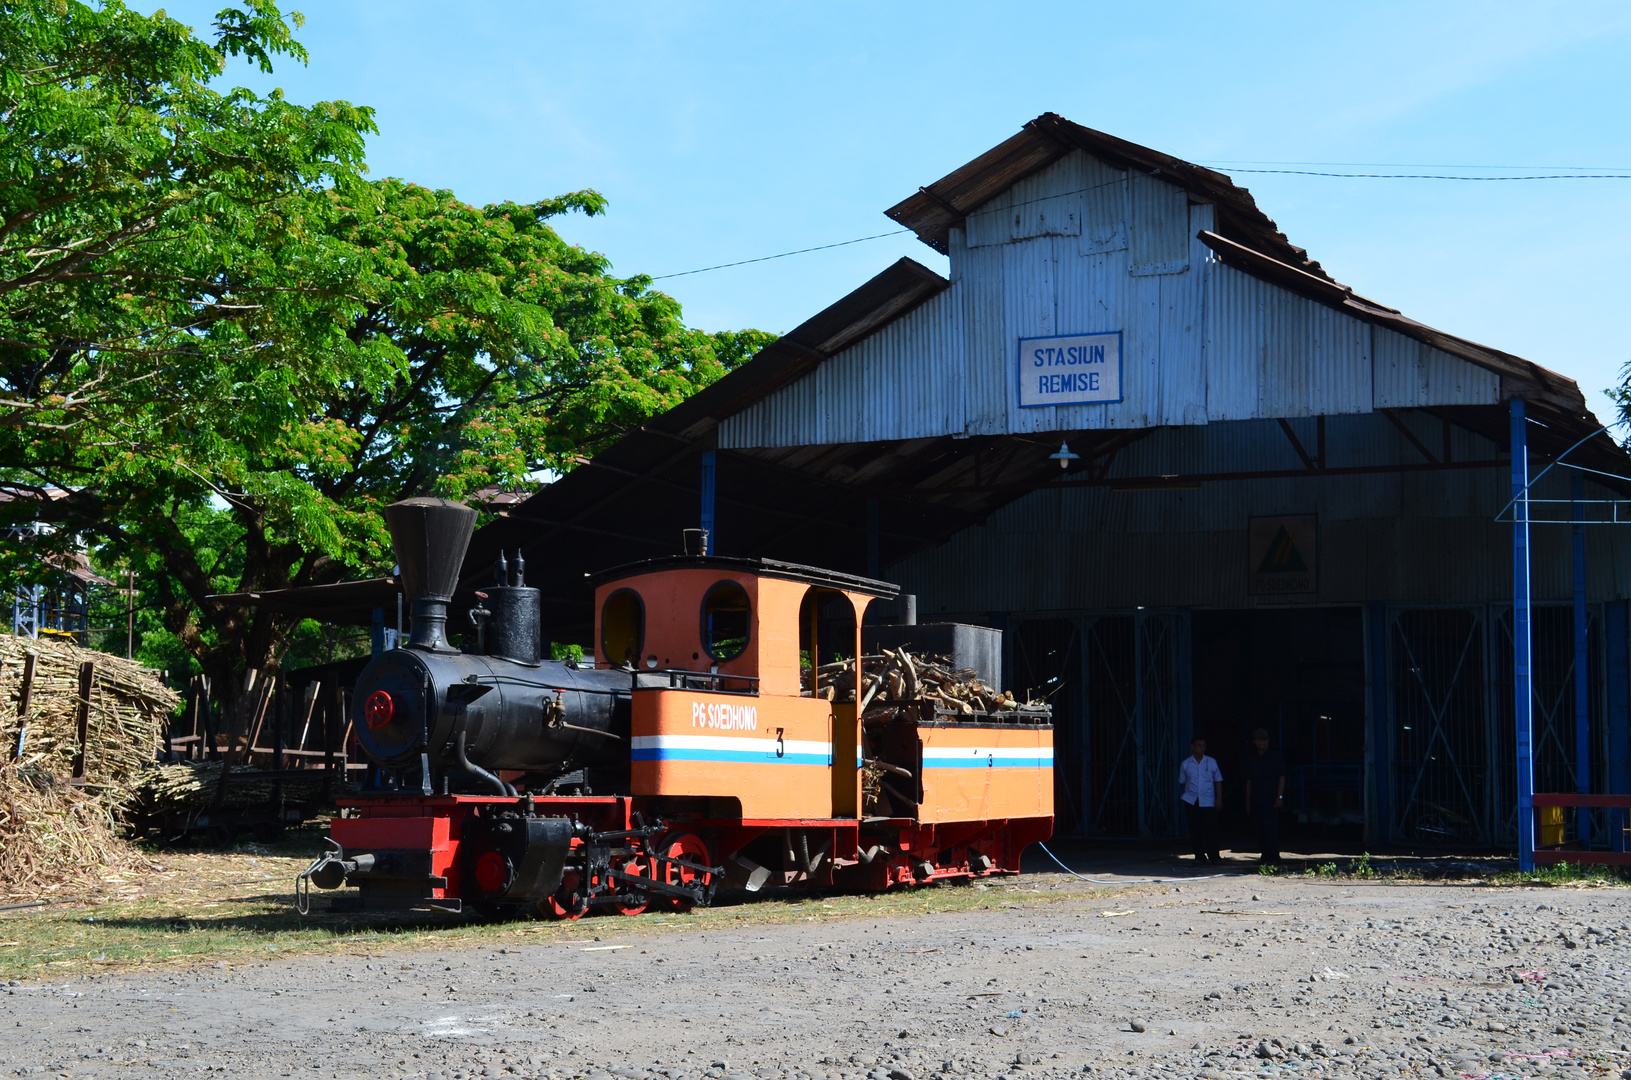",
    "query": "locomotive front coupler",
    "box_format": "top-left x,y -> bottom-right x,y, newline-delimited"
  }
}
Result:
295,840 -> 377,915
